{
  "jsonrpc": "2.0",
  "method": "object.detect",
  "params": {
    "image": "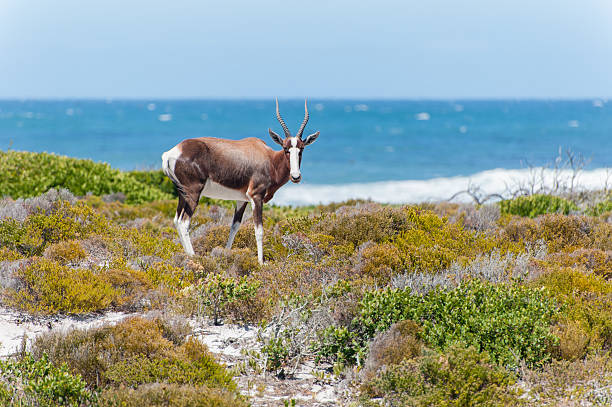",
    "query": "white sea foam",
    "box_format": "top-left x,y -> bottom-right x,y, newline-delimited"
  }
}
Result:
273,167 -> 612,206
158,113 -> 172,122
416,112 -> 430,120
